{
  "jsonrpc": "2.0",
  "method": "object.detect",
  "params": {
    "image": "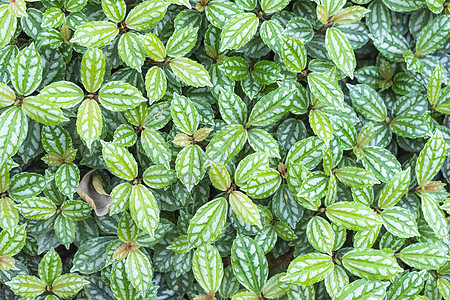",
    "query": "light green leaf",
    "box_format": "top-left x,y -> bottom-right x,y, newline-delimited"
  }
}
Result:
54,214 -> 76,244
141,129 -> 171,168
0,107 -> 28,173
416,130 -> 446,186
175,144 -> 205,191
326,201 -> 381,230
286,136 -> 325,170
0,224 -> 26,256
229,191 -> 262,228
386,270 -> 426,300
335,166 -> 380,187
308,71 -> 344,109
220,13 -> 259,52
166,27 -> 198,57
187,197 -> 228,247
347,84 -> 387,121
171,93 -> 199,135
11,43 -> 42,96
307,216 -> 335,255
378,168 -> 410,209
209,163 -> 231,191
145,66 -> 167,104
6,275 -> 46,298
140,33 -> 166,62
325,28 -> 356,78
361,146 -> 401,182
55,163 -> 79,198
309,110 -> 333,145
206,124 -> 248,164
218,89 -> 247,125
143,165 -> 176,189
398,242 -> 448,270
205,0 -> 243,29
169,57 -> 213,87
60,200 -> 91,221
0,5 -> 17,49
38,248 -> 62,286
16,197 -> 57,220
284,252 -> 334,285
125,0 -> 168,30
22,96 -> 68,126
235,152 -> 269,186
281,36 -> 307,73
242,167 -> 281,199
81,48 -> 106,93
231,235 -> 268,294
247,128 -> 280,158
125,250 -> 153,296
118,32 -> 146,71
421,192 -> 448,238
99,81 -> 146,112
76,99 -> 102,149
324,265 -> 349,298
0,82 -> 15,107
52,273 -> 89,298
428,64 -> 443,106
415,15 -> 450,56
40,81 -> 85,108
102,0 -> 126,22
247,87 -> 292,127
70,21 -> 119,47
101,141 -> 138,181
333,6 -> 370,24
342,248 -> 402,280
113,124 -> 138,147
381,207 -> 419,238
129,184 -> 159,237
193,245 -> 224,294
